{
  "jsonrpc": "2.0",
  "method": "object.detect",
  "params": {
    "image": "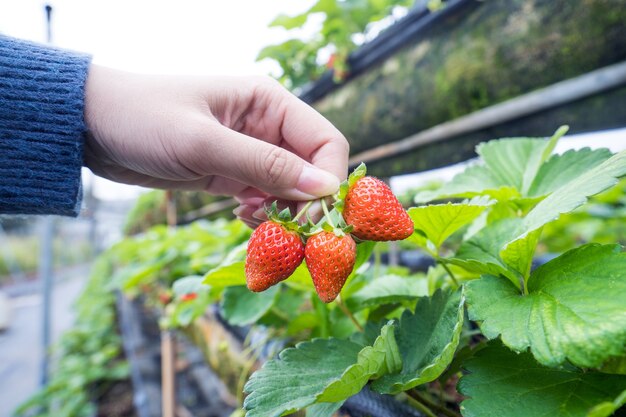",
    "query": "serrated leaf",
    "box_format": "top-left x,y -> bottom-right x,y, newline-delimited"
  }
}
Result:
447,218 -> 522,288
499,226 -> 542,282
408,196 -> 493,250
510,150 -> 626,245
220,285 -> 279,326
318,323 -> 401,401
528,147 -> 612,197
415,129 -> 568,203
370,289 -> 464,394
345,275 -> 428,311
466,244 -> 626,368
414,164 -> 509,203
458,343 -> 626,417
477,138 -> 555,194
243,323 -> 399,417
